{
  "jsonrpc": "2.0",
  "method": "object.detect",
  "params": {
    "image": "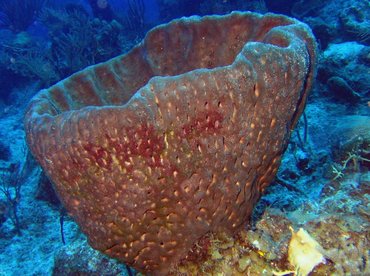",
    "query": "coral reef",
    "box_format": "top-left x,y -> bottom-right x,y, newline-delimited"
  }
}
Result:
171,180 -> 370,275
24,12 -> 316,274
0,4 -> 130,96
0,0 -> 368,275
0,0 -> 48,33
1,32 -> 60,86
40,6 -> 123,77
53,238 -> 127,275
318,42 -> 370,99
